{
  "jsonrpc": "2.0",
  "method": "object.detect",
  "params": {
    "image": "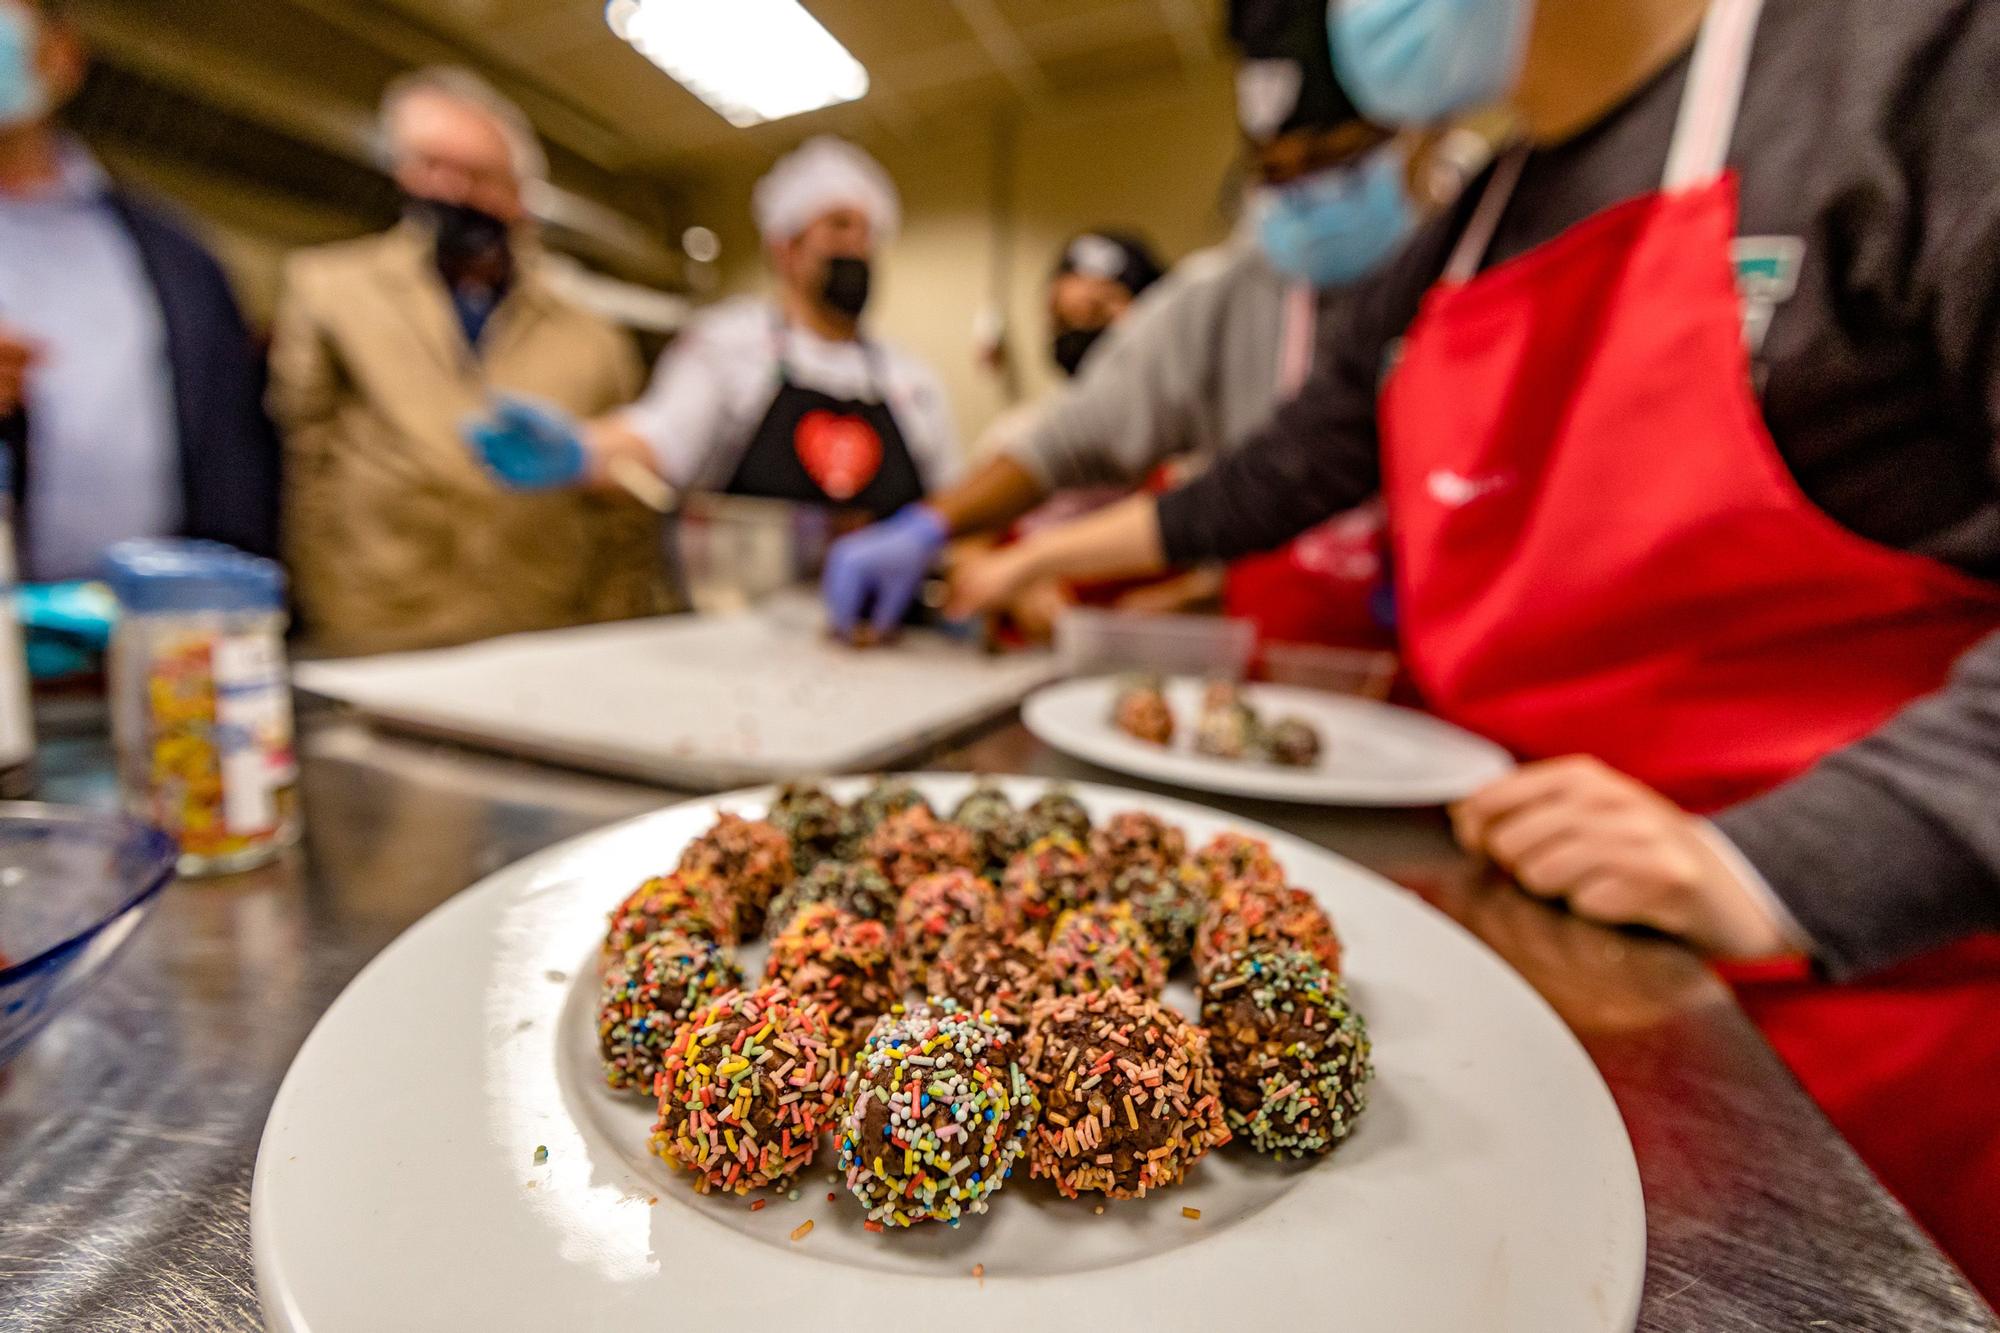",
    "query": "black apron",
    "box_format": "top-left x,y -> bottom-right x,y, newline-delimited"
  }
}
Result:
724,321 -> 925,520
